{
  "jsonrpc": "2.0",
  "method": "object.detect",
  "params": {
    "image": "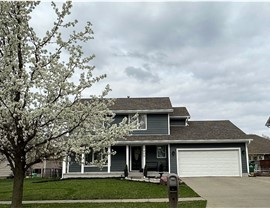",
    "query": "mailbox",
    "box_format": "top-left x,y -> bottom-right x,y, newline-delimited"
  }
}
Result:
167,174 -> 179,208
